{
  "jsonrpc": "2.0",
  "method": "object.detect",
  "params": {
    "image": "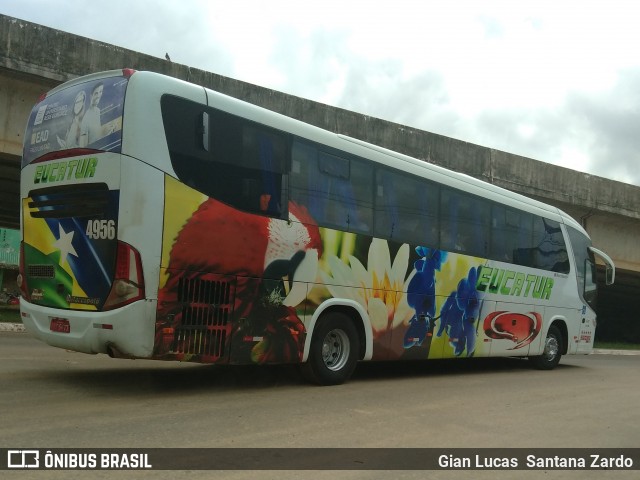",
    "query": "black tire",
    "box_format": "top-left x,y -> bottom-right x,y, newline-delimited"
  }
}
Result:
531,325 -> 563,370
300,312 -> 359,385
